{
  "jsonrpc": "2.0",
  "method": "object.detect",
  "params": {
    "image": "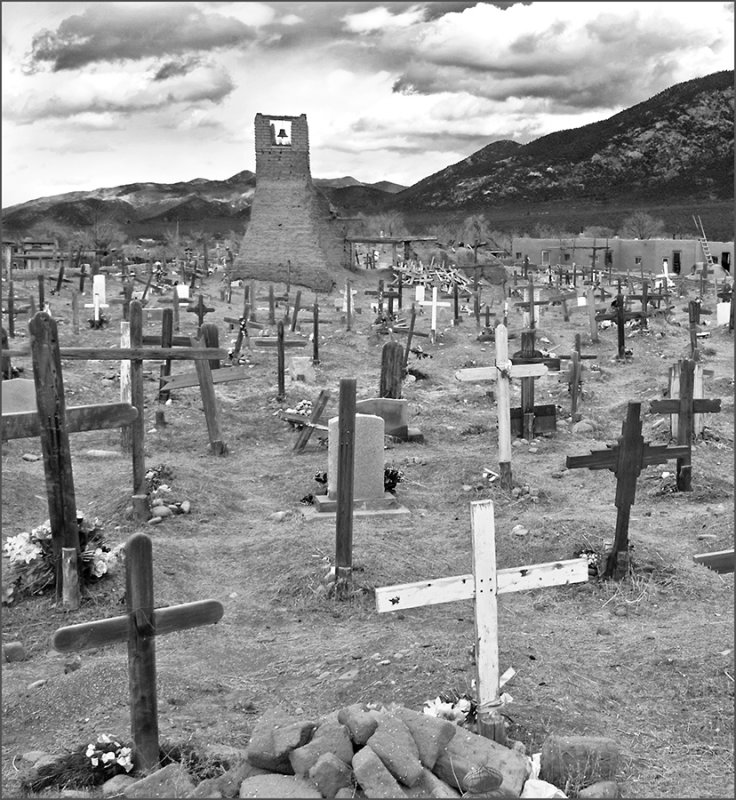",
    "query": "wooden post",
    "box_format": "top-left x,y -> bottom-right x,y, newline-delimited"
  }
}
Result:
587,287 -> 598,343
335,378 -> 357,600
402,306 -> 417,369
71,289 -> 80,335
172,290 -> 180,332
120,321 -> 133,453
346,280 -> 352,332
38,274 -> 45,309
291,290 -> 302,332
28,312 -> 81,607
129,302 -> 147,495
268,285 -> 275,324
192,333 -> 227,456
688,300 -> 700,361
7,281 -> 15,338
1,326 -> 11,379
453,282 -> 460,325
157,308 -> 174,404
495,325 -> 513,490
78,263 -> 87,294
55,262 -> 65,295
380,341 -> 404,399
277,320 -> 286,401
199,322 -> 220,372
61,547 -> 81,610
312,302 -> 320,364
